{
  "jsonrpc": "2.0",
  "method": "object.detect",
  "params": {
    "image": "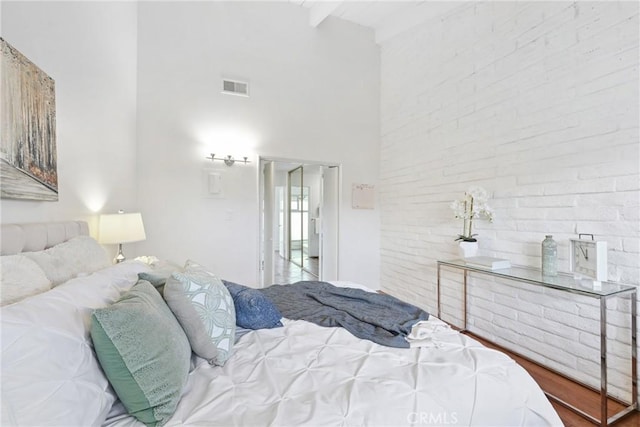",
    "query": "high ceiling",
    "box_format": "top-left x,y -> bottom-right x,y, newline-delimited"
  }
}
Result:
291,1 -> 466,43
